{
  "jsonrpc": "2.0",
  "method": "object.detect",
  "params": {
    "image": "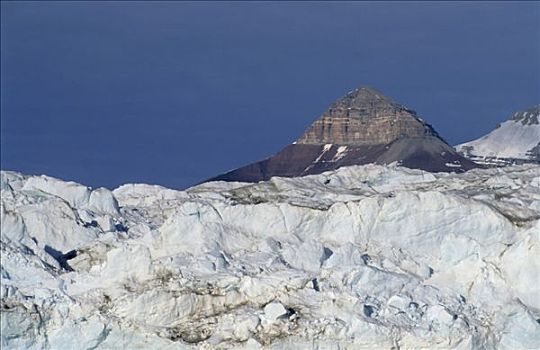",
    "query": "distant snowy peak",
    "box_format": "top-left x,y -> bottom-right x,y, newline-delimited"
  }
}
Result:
456,105 -> 540,166
510,105 -> 540,126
